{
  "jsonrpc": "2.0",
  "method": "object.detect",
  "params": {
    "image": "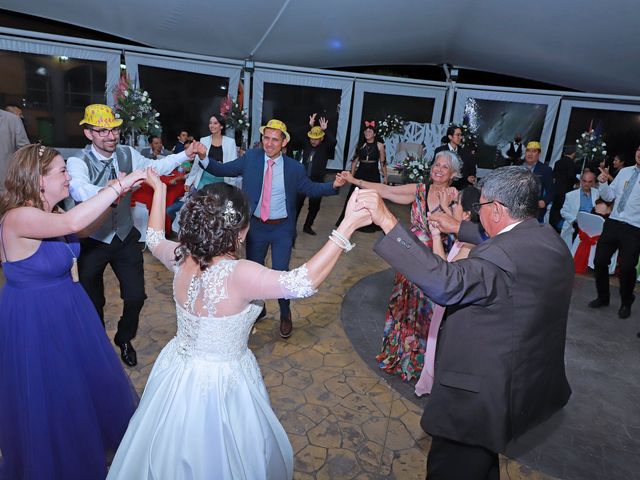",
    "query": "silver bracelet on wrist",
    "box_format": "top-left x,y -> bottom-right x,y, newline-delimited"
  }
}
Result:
329,229 -> 355,252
